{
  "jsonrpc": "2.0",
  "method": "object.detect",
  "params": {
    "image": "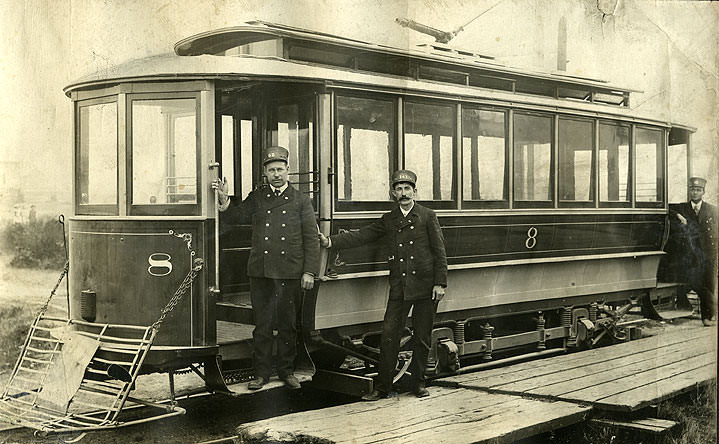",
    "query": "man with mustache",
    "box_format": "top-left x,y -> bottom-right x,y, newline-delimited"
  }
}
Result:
319,170 -> 447,400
